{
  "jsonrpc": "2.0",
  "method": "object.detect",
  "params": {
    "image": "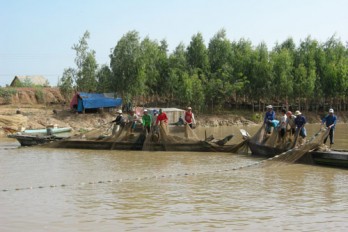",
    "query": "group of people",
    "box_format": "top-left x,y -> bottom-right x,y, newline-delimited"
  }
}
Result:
110,106 -> 196,136
264,105 -> 337,147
